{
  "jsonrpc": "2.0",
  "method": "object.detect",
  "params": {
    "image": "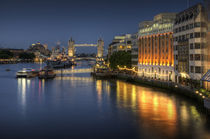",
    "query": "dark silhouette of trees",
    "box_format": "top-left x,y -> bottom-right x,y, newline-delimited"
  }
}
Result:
19,52 -> 35,59
109,51 -> 131,69
0,50 -> 14,59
